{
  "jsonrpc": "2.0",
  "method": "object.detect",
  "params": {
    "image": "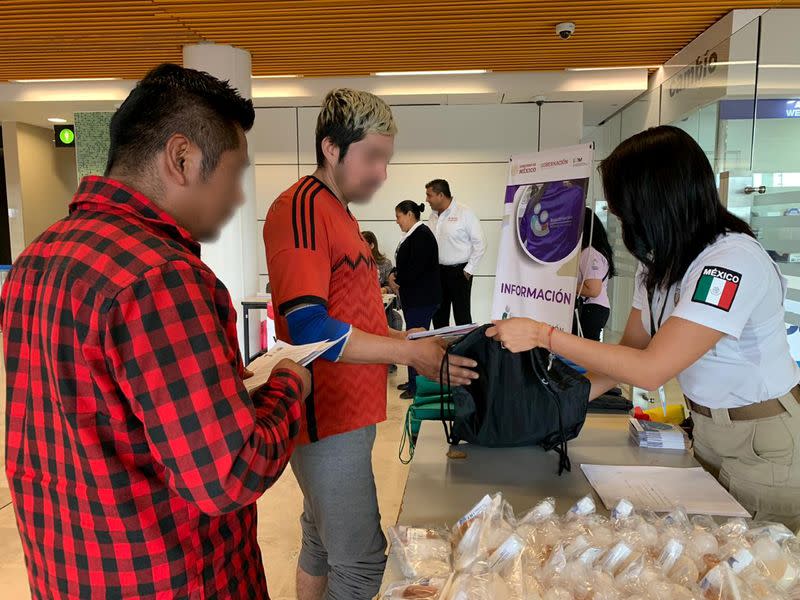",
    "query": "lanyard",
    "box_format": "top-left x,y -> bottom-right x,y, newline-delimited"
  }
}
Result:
647,285 -> 672,417
647,286 -> 670,337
